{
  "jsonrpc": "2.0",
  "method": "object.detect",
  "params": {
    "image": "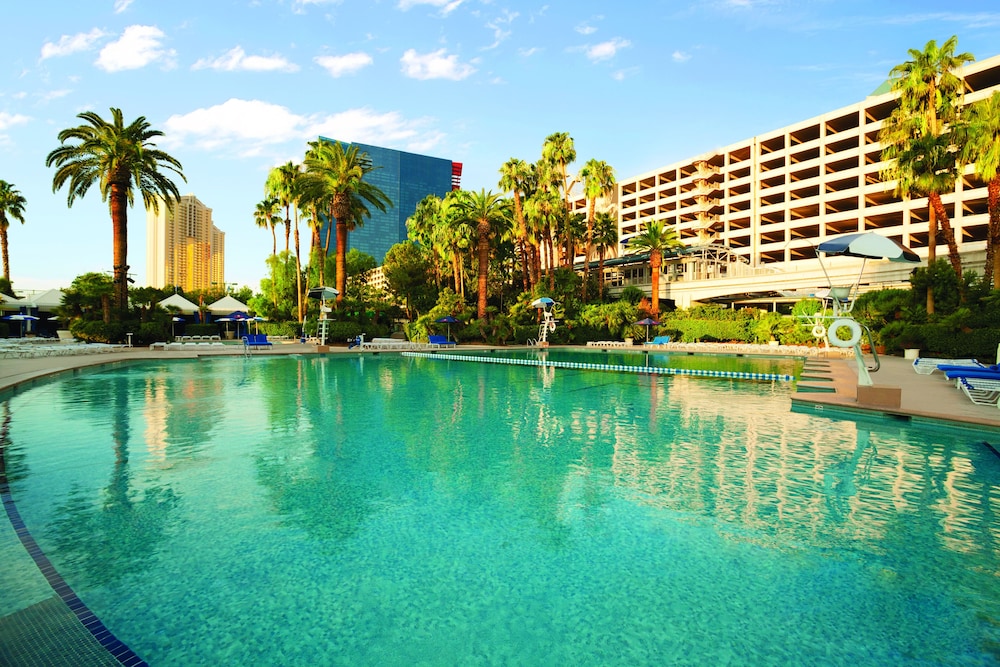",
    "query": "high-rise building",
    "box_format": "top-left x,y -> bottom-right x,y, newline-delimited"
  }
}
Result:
146,194 -> 226,292
579,53 -> 1000,308
317,138 -> 462,263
